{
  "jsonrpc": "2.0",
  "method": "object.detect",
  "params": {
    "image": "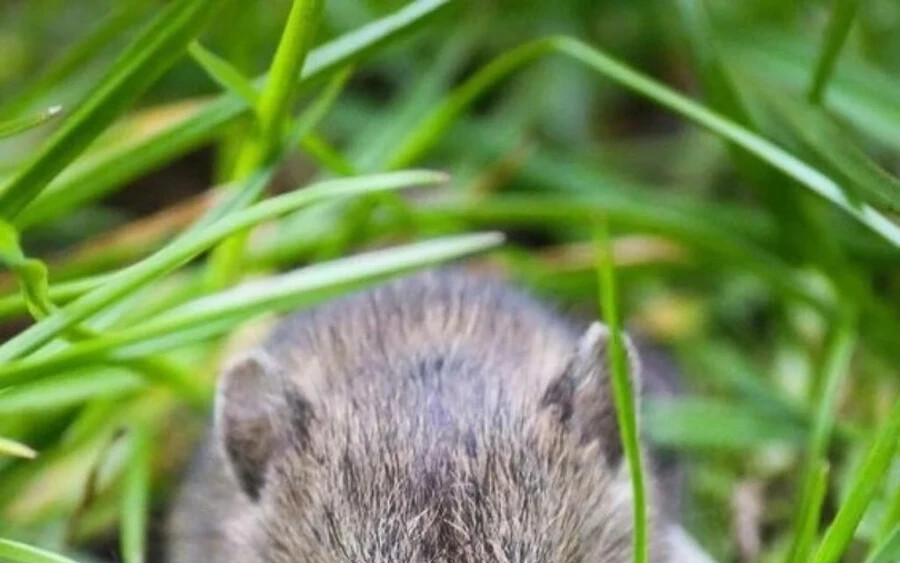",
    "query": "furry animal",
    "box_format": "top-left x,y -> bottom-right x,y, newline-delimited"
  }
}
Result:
167,271 -> 705,562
